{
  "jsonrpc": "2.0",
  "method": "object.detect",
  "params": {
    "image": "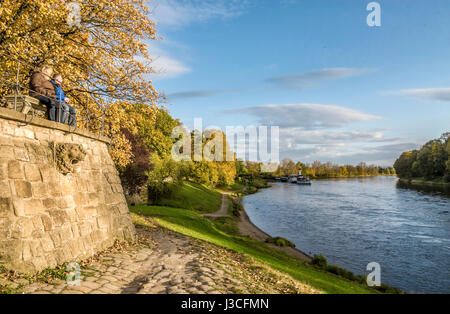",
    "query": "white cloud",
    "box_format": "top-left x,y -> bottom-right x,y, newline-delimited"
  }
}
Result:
167,88 -> 244,100
227,103 -> 382,129
278,129 -> 401,151
149,54 -> 190,78
397,87 -> 450,102
149,0 -> 249,27
144,43 -> 191,79
266,67 -> 375,90
281,142 -> 419,166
